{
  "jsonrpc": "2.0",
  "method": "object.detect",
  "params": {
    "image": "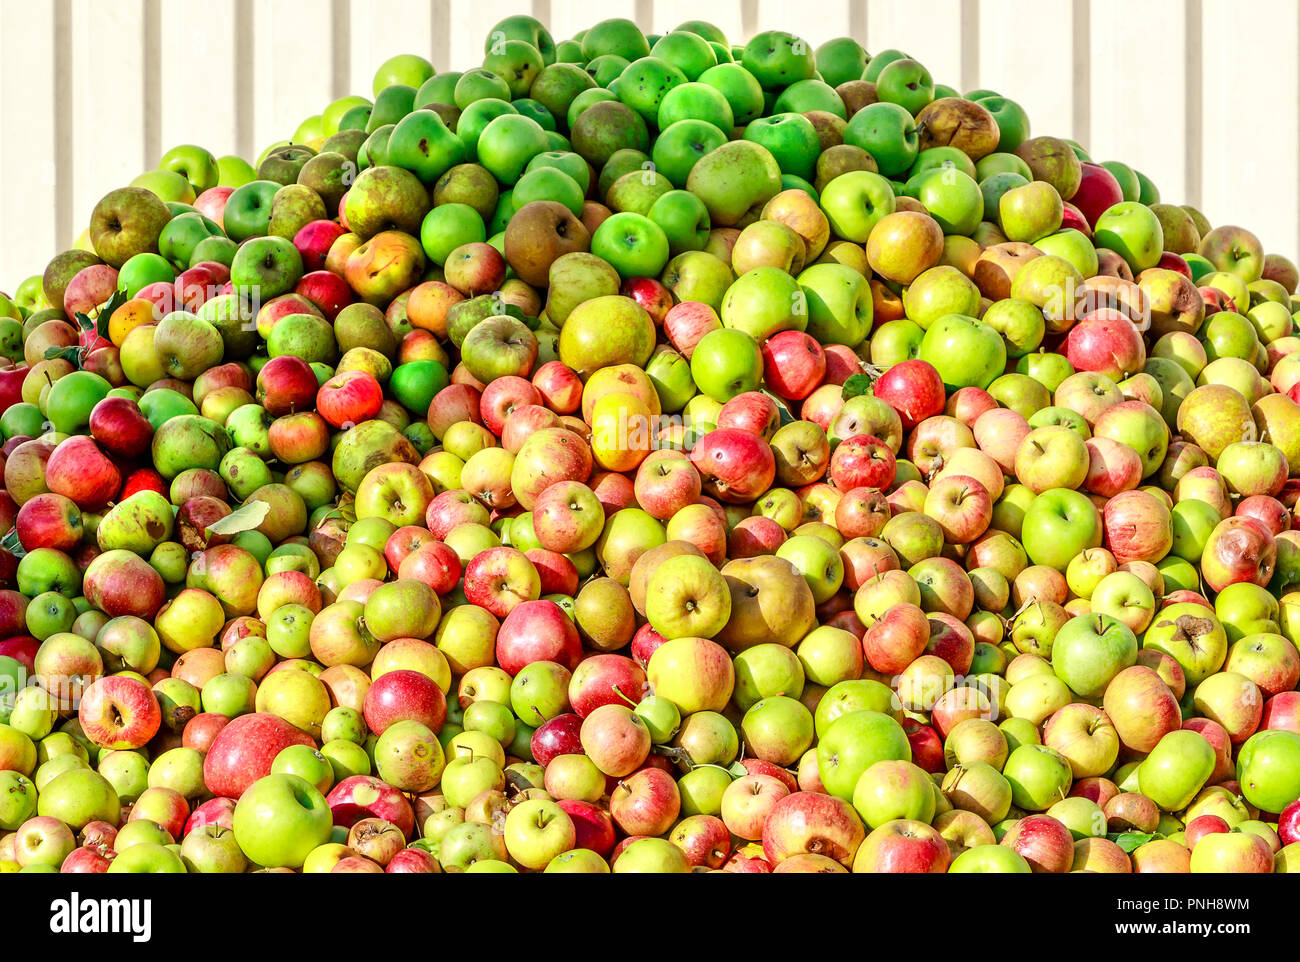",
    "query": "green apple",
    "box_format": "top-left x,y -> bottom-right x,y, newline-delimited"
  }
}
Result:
843,102 -> 919,177
582,17 -> 651,62
868,318 -> 924,366
1237,729 -> 1300,814
818,170 -> 896,243
814,37 -> 868,88
644,346 -> 696,412
1100,160 -> 1141,201
689,328 -> 762,402
36,768 -> 120,829
1020,488 -> 1102,571
661,250 -> 735,310
816,710 -> 910,800
977,151 -> 1034,181
903,265 -> 982,329
591,212 -> 671,280
485,14 -> 557,64
1046,796 -> 1106,840
1002,743 -> 1072,811
1142,602 -> 1228,686
697,62 -> 765,126
744,113 -> 820,182
503,797 -> 576,870
1139,729 -> 1215,812
741,30 -> 815,90
132,169 -> 196,203
741,696 -> 814,766
776,534 -> 844,604
1094,201 -> 1165,273
686,140 -> 783,228
917,313 -> 1006,391
790,263 -> 871,346
875,58 -> 934,115
373,54 -> 434,96
949,844 -> 1031,873
647,190 -> 711,256
605,169 -> 673,215
159,144 -> 220,195
232,773 -> 333,868
617,56 -> 688,126
483,40 -> 545,98
217,155 -> 256,188
999,181 -> 1063,243
977,96 -> 1030,153
772,78 -> 845,118
106,842 -> 185,873
230,235 -> 303,300
719,267 -> 805,340
157,212 -> 221,271
651,119 -> 729,189
476,114 -> 549,185
419,203 -> 486,267
223,180 -> 280,242
388,109 -> 467,184
982,297 -> 1046,358
1051,613 -> 1138,698
906,168 -> 983,236
1034,228 -> 1099,278
852,759 -> 935,829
